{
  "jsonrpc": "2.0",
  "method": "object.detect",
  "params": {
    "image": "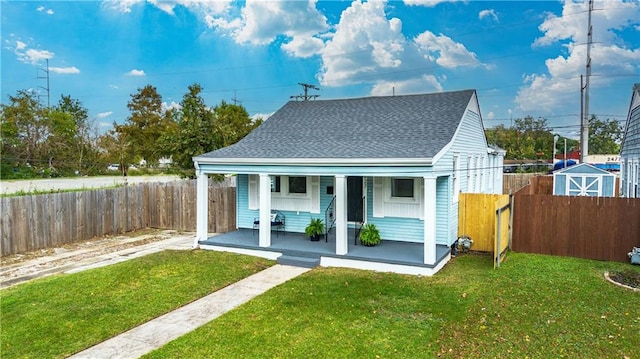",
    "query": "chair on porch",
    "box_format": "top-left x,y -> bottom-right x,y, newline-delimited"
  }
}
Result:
252,211 -> 285,237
